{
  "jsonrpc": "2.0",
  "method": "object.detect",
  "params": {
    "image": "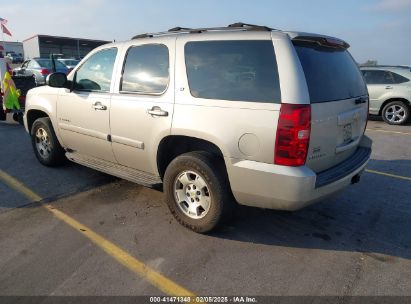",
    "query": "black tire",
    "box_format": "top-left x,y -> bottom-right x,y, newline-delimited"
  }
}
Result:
31,117 -> 66,166
381,101 -> 410,125
164,151 -> 234,233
